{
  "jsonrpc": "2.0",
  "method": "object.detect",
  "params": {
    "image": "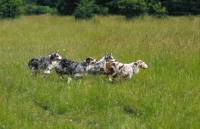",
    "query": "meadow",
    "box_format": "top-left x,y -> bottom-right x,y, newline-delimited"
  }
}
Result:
0,15 -> 199,129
